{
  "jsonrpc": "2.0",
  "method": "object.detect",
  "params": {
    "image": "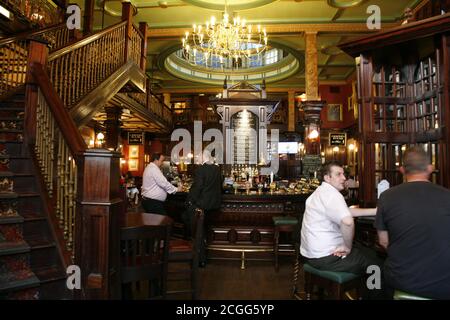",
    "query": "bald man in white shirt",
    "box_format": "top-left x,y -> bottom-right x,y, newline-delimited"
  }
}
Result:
141,153 -> 181,215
